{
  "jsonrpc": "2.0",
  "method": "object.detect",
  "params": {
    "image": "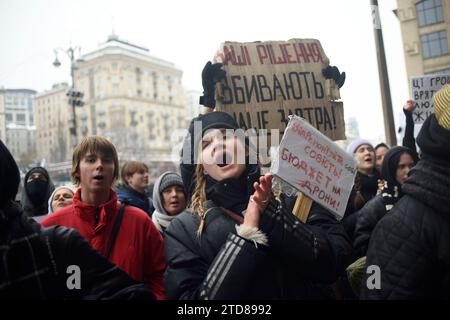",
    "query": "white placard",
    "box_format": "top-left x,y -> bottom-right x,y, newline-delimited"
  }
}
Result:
271,115 -> 357,219
411,73 -> 450,124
